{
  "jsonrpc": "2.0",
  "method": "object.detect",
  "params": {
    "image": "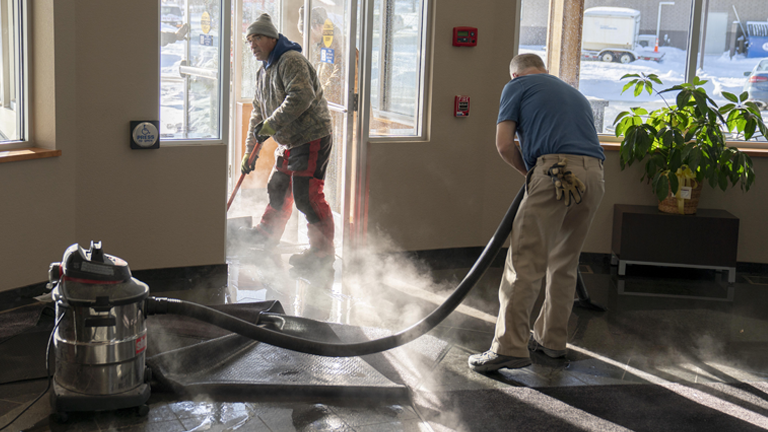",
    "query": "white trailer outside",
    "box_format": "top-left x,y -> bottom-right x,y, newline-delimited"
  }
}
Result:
581,7 -> 663,63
